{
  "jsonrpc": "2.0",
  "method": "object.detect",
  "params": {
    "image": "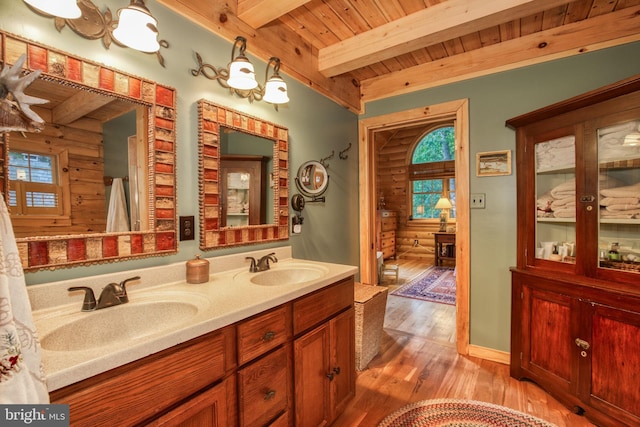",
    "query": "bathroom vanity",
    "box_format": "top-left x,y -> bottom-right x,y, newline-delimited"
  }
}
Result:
29,248 -> 357,426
